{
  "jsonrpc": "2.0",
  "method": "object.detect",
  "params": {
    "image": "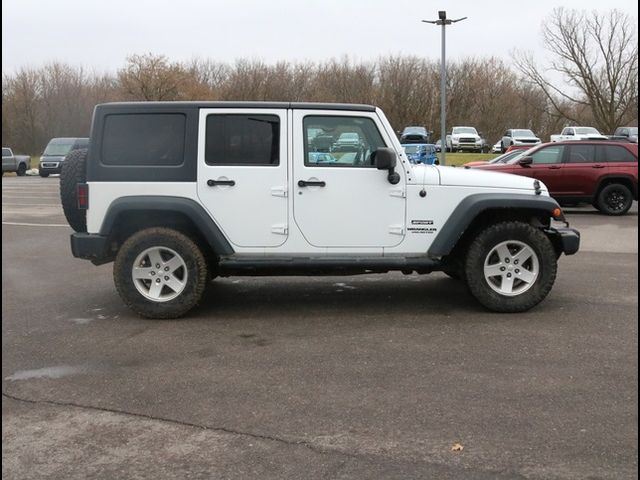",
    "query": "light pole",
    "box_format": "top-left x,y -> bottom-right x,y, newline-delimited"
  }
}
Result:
422,11 -> 467,166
